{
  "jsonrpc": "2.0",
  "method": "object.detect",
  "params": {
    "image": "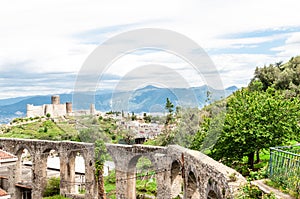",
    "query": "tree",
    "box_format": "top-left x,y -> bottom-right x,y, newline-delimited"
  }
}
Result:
165,98 -> 174,113
78,120 -> 109,199
165,98 -> 174,125
211,88 -> 300,169
143,113 -> 152,123
131,112 -> 137,121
